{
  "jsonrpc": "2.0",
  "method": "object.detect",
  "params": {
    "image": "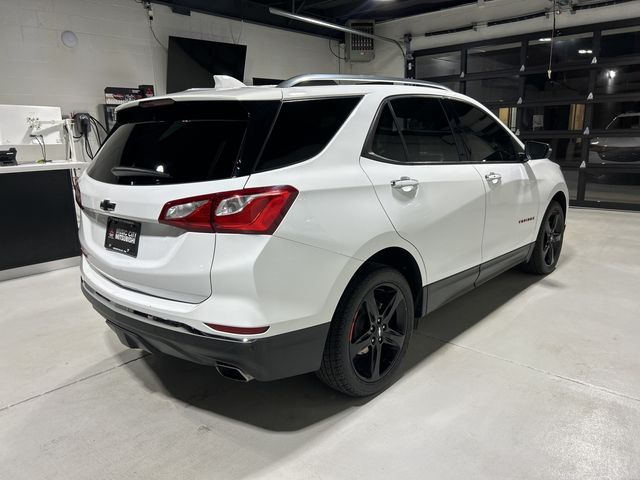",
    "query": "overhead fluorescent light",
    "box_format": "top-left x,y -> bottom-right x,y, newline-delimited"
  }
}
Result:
268,7 -> 405,59
578,49 -> 593,54
539,37 -> 552,42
